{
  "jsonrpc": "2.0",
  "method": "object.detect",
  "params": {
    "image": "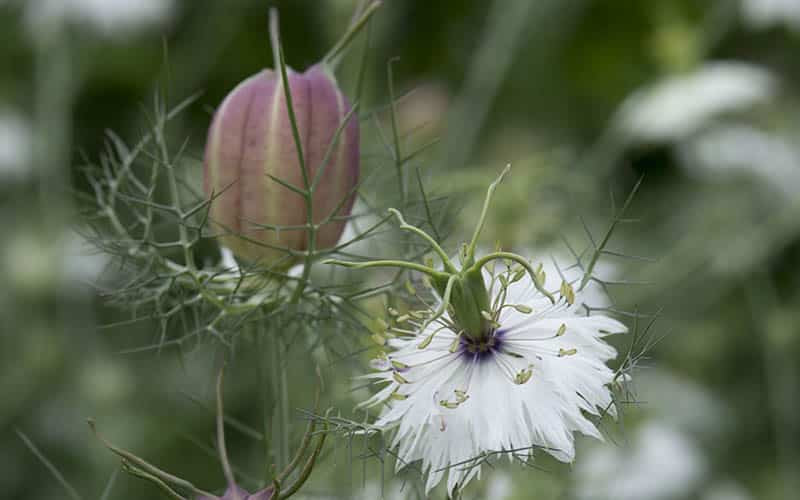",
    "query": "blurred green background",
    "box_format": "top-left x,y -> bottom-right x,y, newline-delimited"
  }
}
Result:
2,0 -> 800,499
